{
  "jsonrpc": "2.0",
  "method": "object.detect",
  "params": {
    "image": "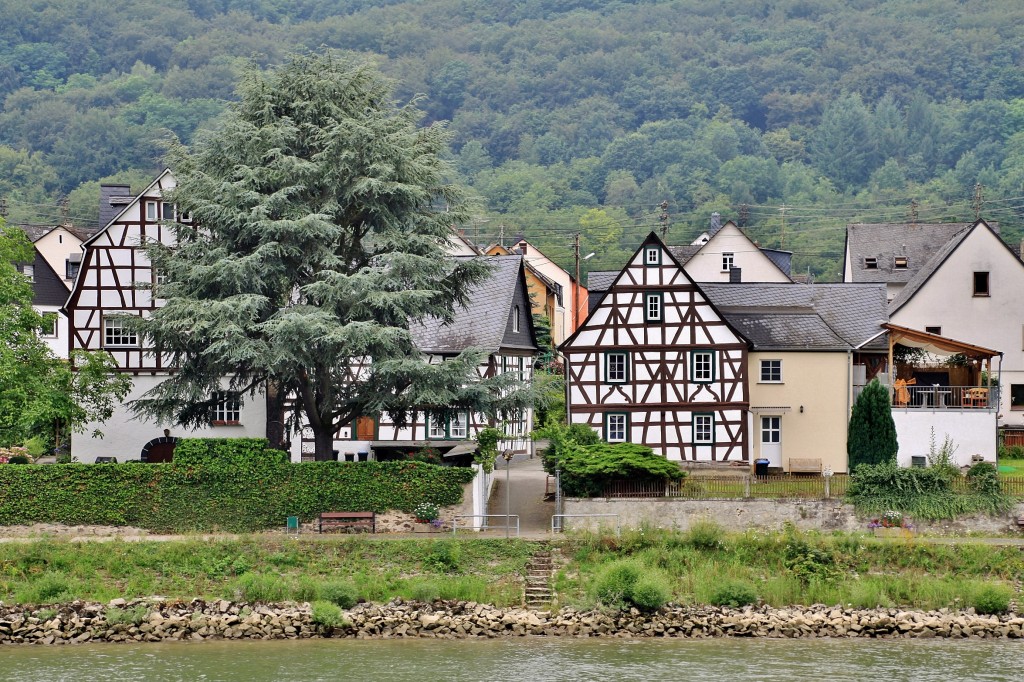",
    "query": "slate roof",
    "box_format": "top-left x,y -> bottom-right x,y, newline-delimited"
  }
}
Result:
27,248 -> 70,306
667,245 -> 701,264
845,222 -> 976,283
701,283 -> 889,351
409,255 -> 533,354
760,248 -> 792,277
